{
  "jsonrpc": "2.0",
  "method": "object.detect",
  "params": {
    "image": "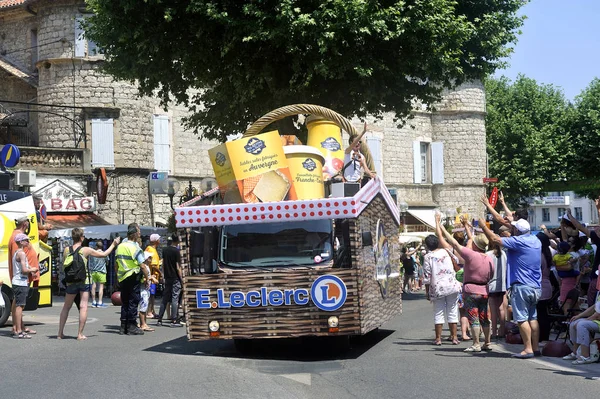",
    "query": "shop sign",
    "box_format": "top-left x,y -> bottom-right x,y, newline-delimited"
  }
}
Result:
33,179 -> 96,213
